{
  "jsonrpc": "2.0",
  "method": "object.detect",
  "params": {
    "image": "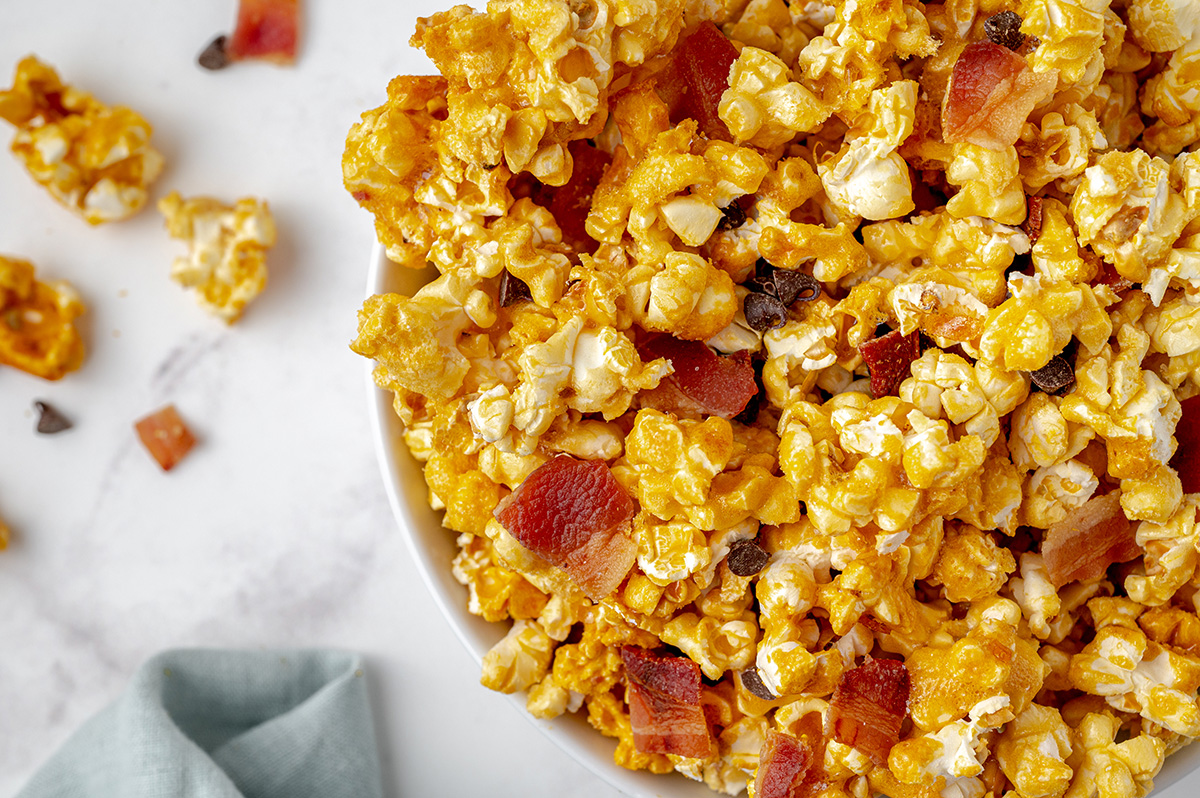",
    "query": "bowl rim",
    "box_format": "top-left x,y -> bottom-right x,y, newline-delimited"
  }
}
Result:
363,241 -> 1199,798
